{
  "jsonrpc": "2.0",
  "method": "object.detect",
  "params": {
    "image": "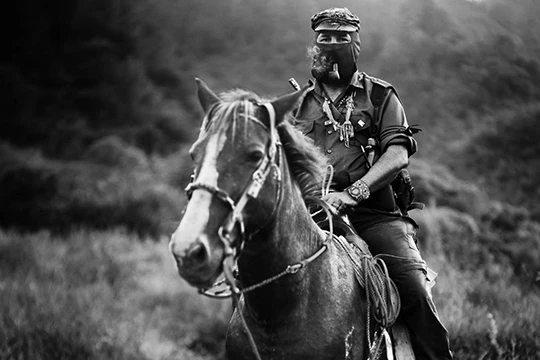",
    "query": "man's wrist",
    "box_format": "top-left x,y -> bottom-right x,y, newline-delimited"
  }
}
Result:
346,179 -> 370,202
